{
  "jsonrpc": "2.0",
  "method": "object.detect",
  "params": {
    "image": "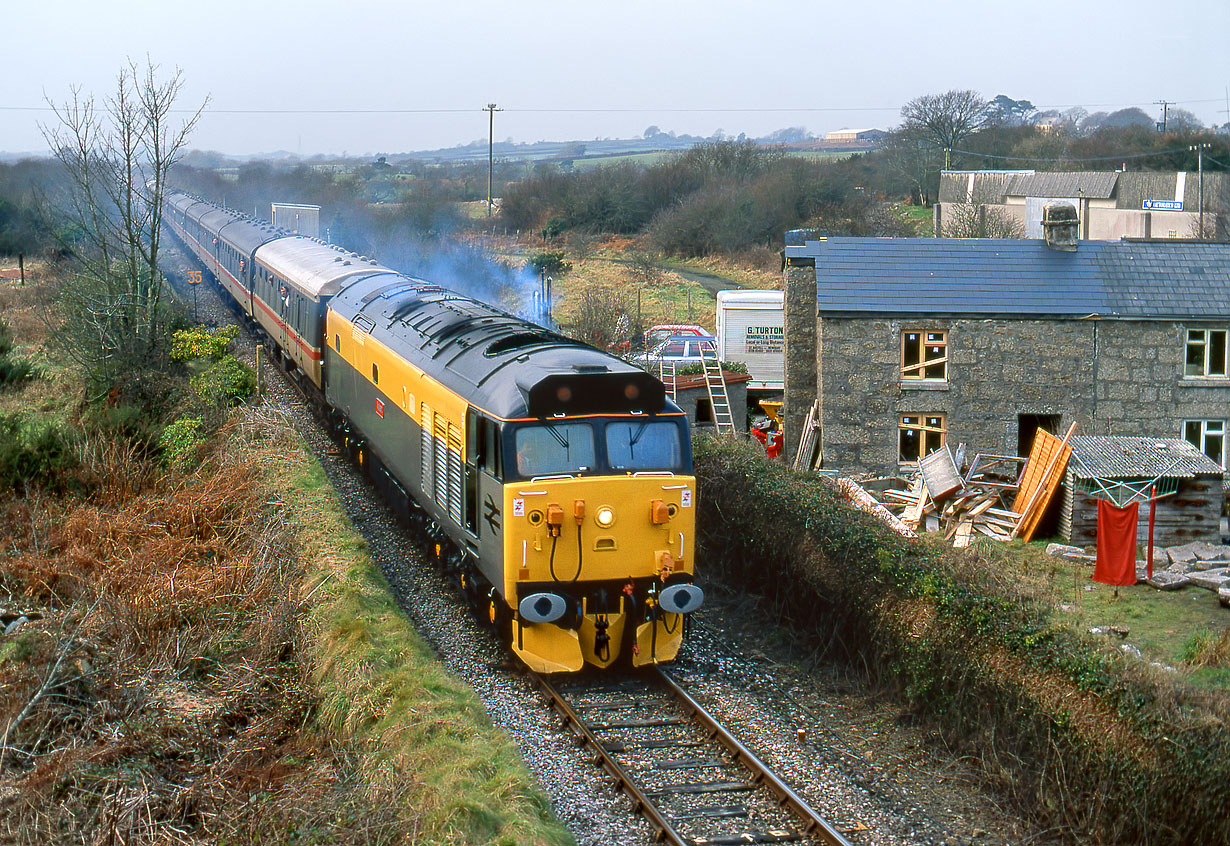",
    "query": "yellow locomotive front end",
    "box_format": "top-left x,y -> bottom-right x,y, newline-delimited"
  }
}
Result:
499,416 -> 702,673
